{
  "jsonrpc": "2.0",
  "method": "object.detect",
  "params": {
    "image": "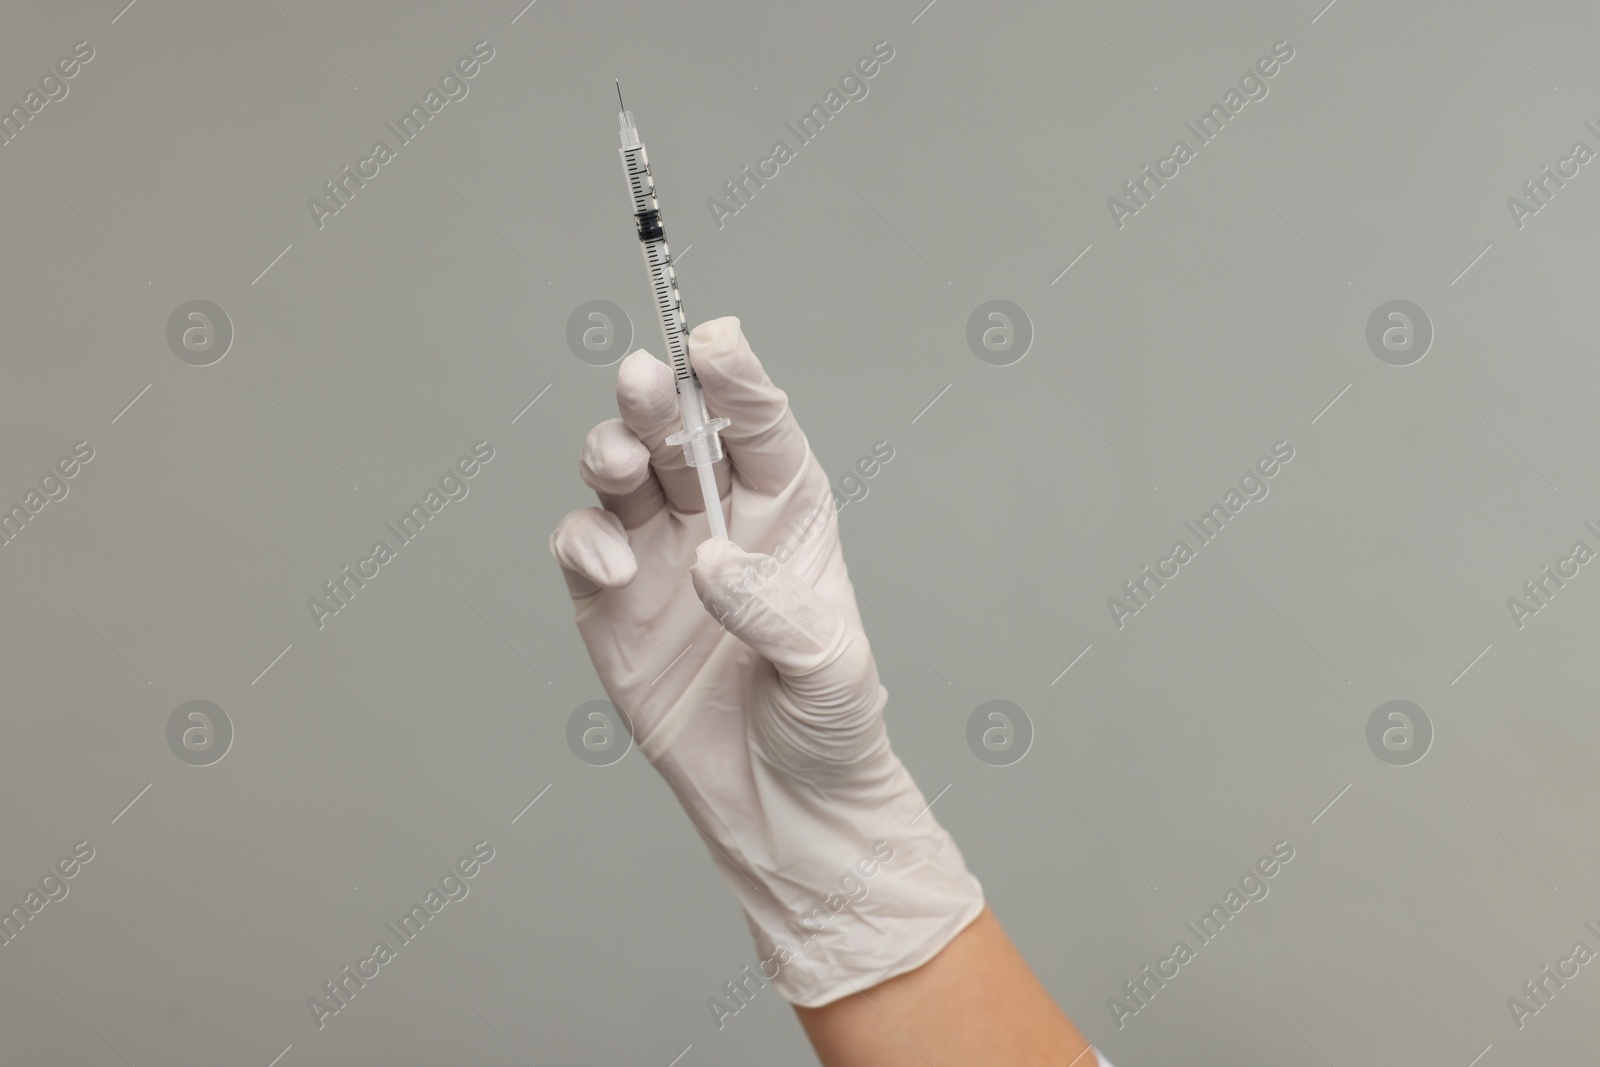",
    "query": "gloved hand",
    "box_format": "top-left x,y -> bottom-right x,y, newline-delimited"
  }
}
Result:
549,315 -> 984,1007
